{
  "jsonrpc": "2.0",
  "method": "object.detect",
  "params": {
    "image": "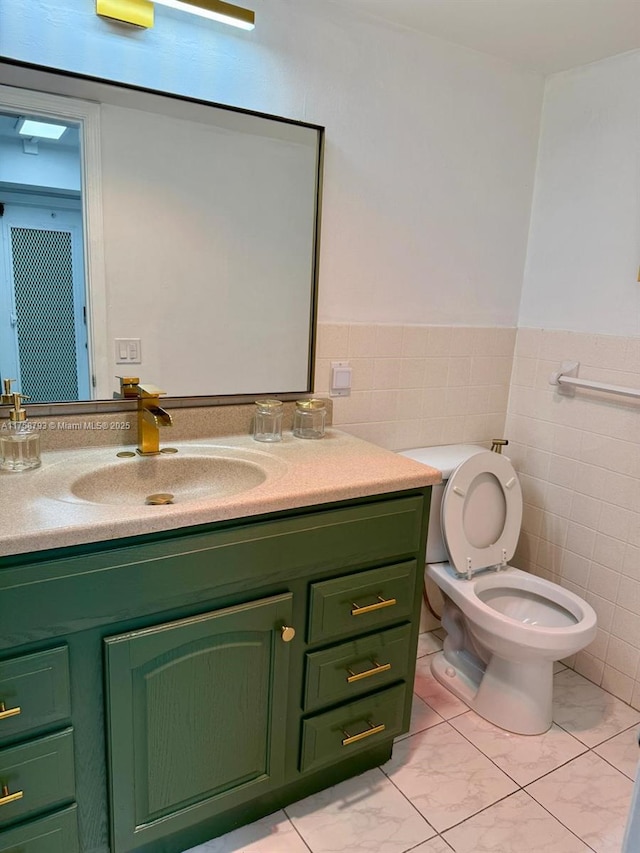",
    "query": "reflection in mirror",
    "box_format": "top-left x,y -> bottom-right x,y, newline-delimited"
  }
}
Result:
0,60 -> 323,405
0,109 -> 87,401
